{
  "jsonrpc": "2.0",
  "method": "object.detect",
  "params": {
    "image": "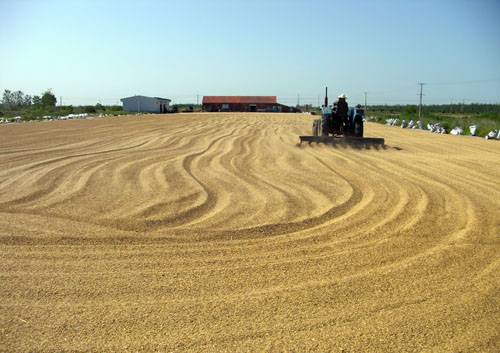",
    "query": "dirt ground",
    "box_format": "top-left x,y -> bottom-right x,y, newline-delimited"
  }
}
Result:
1,113 -> 499,352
